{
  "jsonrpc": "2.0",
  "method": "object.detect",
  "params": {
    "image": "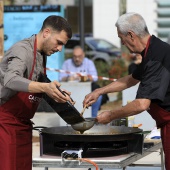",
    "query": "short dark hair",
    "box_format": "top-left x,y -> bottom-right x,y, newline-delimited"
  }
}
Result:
40,15 -> 72,39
